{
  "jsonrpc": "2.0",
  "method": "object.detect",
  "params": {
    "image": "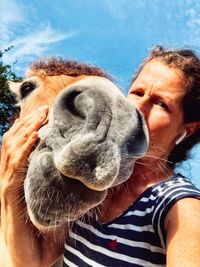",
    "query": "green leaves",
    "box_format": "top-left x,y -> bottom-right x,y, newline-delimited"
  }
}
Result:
0,47 -> 21,135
